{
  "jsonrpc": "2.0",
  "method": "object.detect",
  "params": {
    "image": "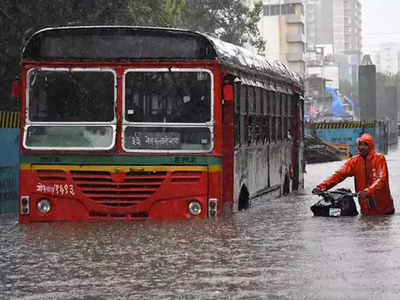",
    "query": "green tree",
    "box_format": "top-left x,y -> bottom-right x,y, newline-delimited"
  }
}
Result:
0,0 -> 264,110
162,0 -> 186,27
0,0 -> 131,109
181,0 -> 265,54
